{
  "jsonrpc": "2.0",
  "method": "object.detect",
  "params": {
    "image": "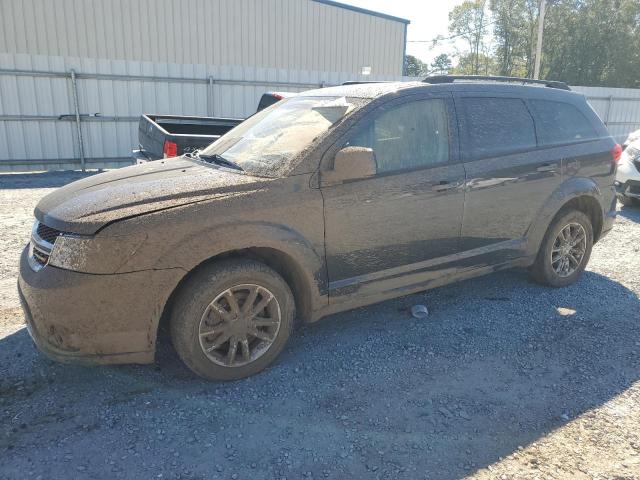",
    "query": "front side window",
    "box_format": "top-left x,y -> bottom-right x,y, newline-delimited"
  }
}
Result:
460,97 -> 536,159
528,99 -> 599,145
345,99 -> 450,173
